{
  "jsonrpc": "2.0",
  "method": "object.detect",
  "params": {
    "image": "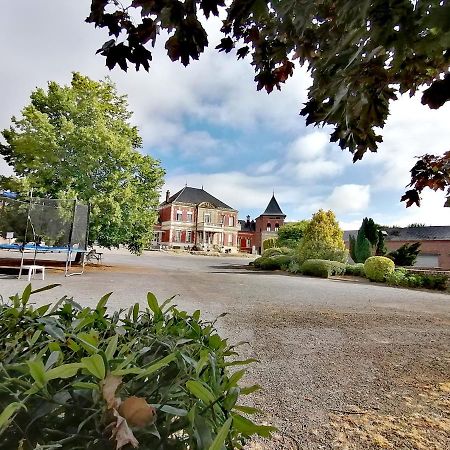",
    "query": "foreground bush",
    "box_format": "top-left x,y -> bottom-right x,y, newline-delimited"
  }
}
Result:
301,259 -> 346,278
345,263 -> 366,277
0,286 -> 275,449
364,256 -> 395,282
